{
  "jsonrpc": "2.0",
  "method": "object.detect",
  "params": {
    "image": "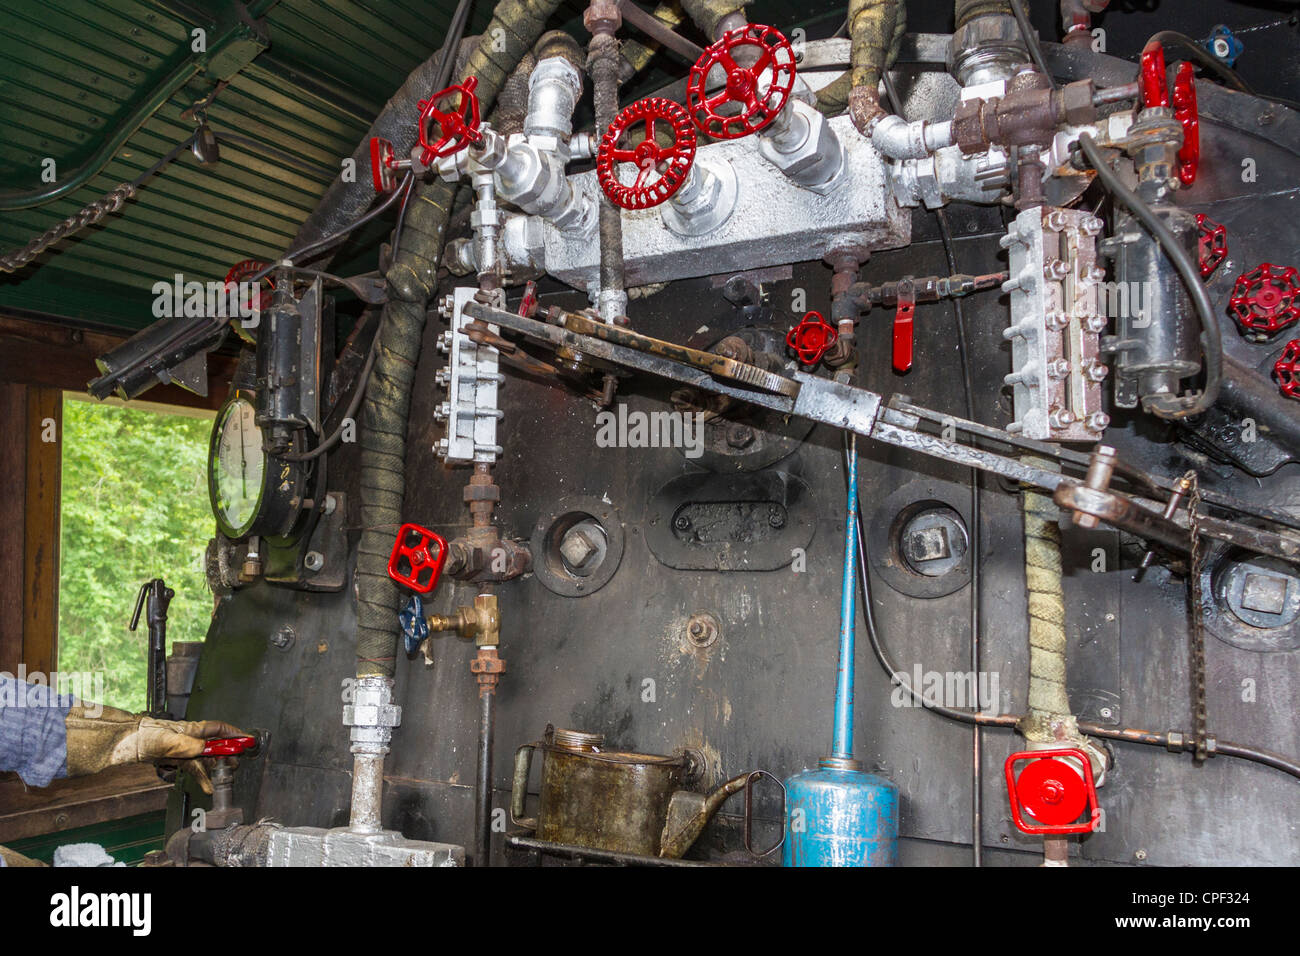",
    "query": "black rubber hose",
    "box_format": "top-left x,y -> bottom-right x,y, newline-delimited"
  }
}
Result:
1076,133 -> 1221,418
1008,0 -> 1056,89
355,0 -> 566,679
